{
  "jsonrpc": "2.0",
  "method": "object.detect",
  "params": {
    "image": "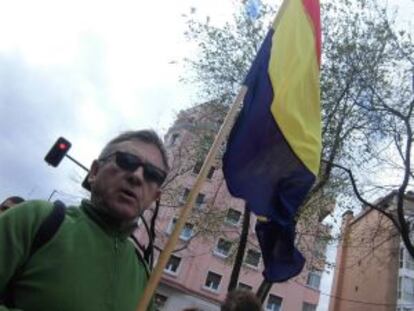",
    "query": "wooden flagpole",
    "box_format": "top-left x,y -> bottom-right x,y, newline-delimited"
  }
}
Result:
136,86 -> 247,311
